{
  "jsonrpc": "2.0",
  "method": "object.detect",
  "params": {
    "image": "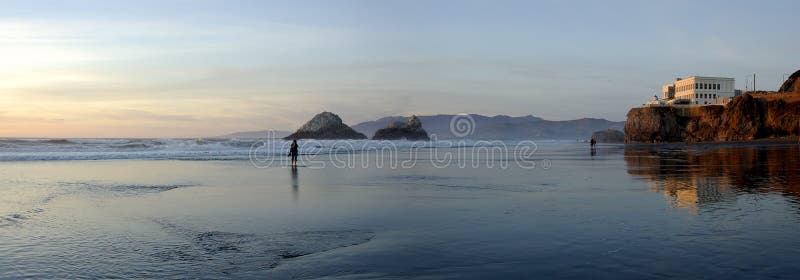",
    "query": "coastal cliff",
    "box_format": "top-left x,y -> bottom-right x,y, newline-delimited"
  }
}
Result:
625,93 -> 800,143
779,70 -> 800,93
